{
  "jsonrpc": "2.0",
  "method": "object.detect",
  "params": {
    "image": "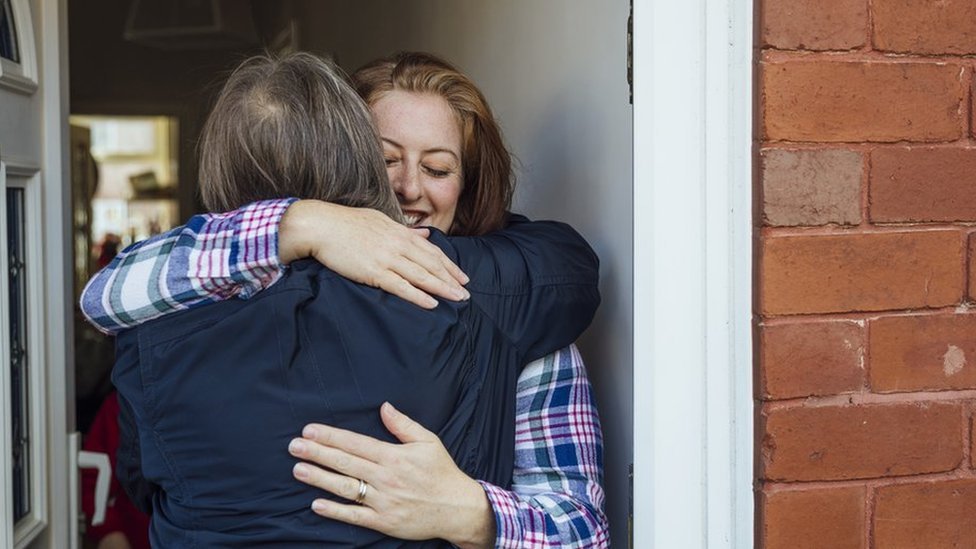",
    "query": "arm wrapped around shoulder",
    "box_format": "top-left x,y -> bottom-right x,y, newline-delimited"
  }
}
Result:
438,214 -> 601,363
